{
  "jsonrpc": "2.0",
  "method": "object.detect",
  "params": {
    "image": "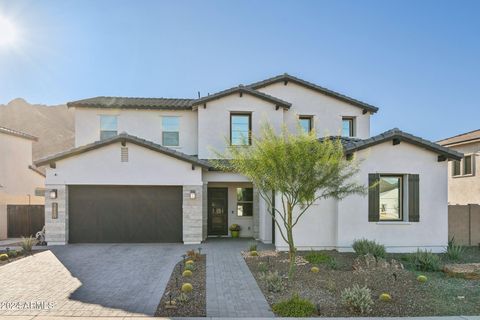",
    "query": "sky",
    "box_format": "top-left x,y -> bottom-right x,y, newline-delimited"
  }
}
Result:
0,0 -> 479,141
